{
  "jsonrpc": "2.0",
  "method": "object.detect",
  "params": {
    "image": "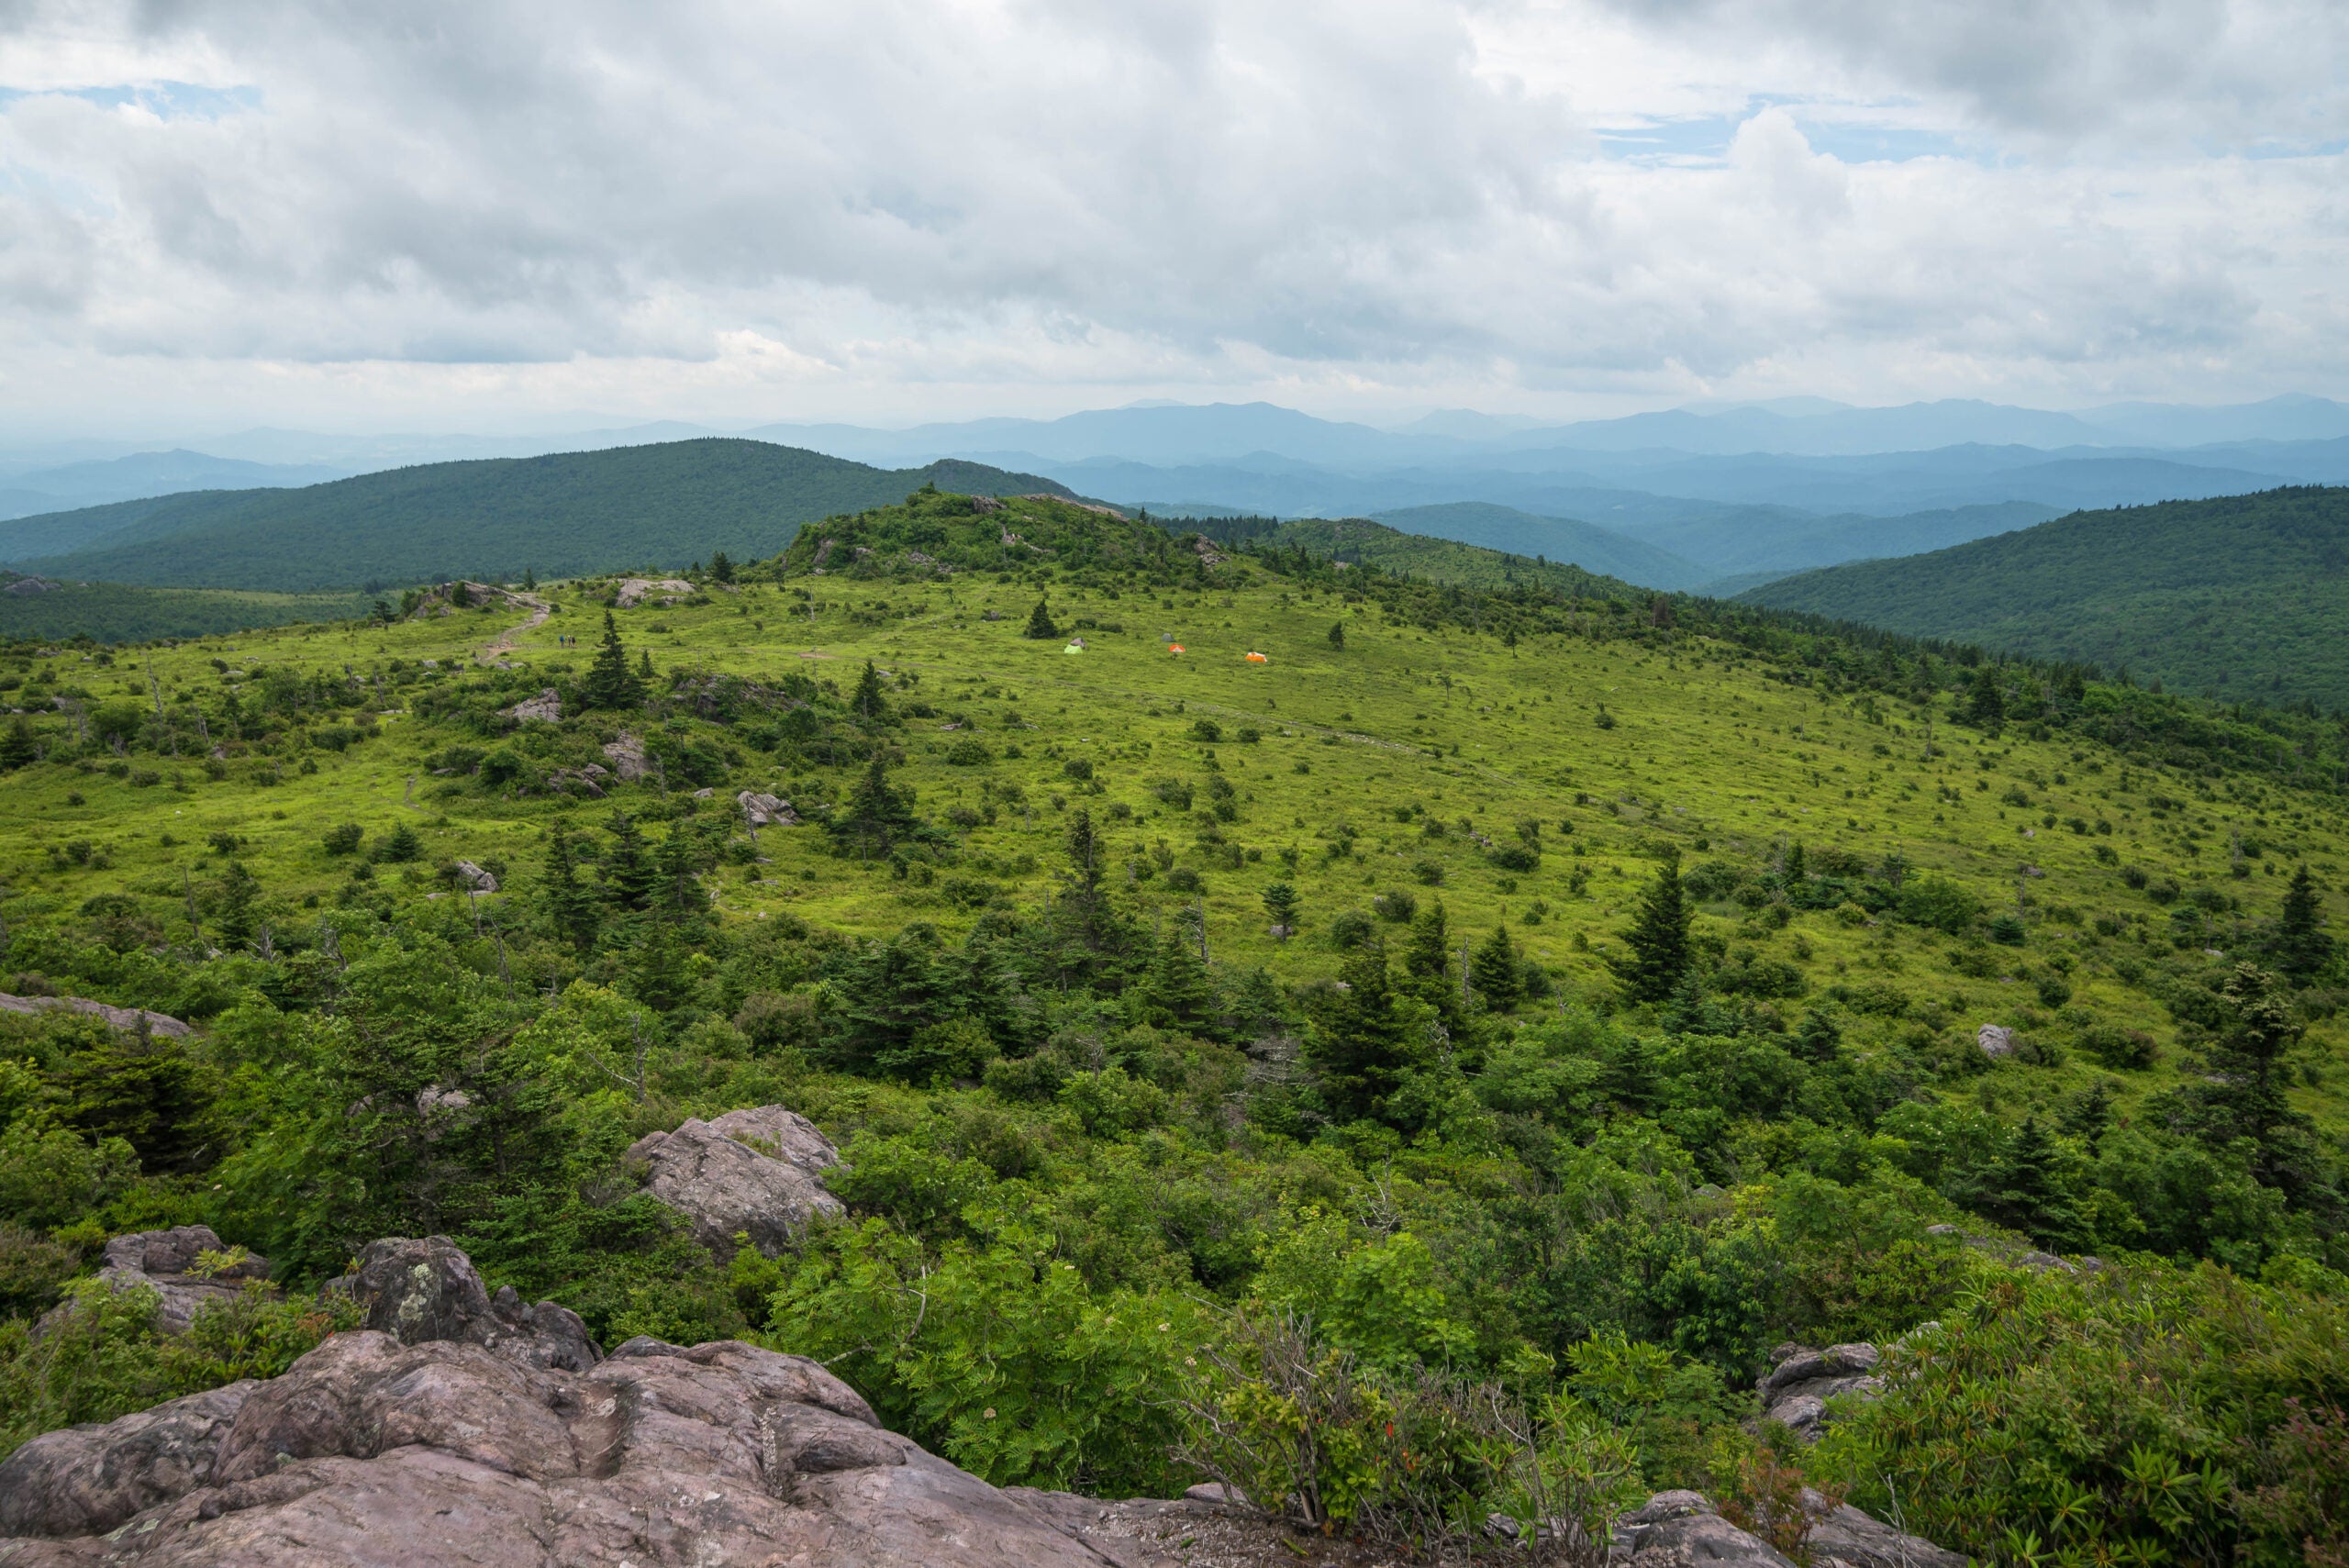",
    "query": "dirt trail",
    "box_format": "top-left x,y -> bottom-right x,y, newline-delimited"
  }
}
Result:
478,592 -> 551,663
